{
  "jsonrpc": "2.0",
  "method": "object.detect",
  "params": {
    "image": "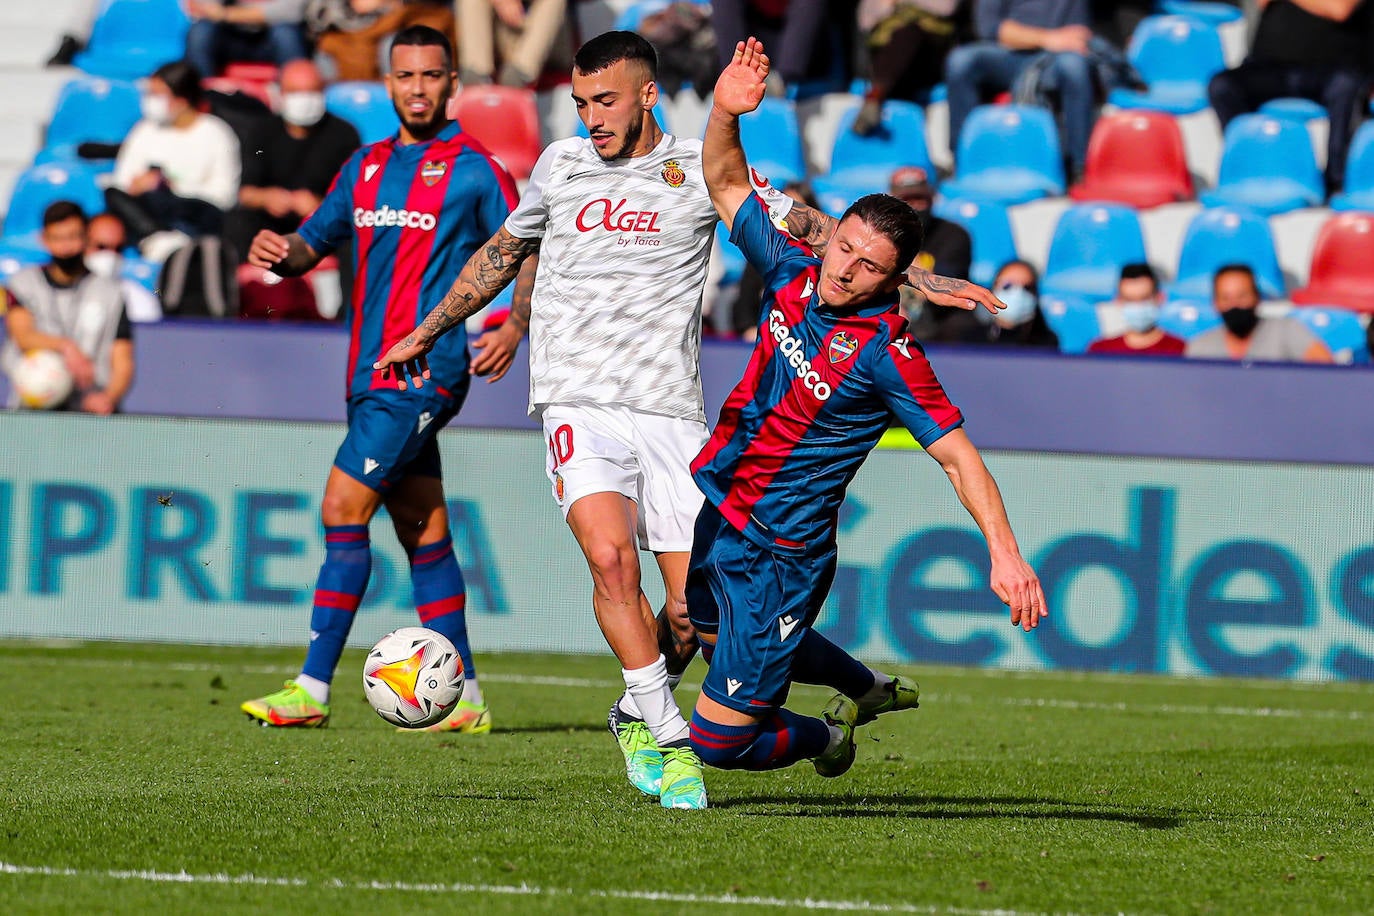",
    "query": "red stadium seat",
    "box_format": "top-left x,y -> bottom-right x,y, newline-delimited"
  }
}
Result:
237,263 -> 323,321
1069,111 -> 1194,208
452,85 -> 541,181
1292,212 -> 1374,313
211,62 -> 279,107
